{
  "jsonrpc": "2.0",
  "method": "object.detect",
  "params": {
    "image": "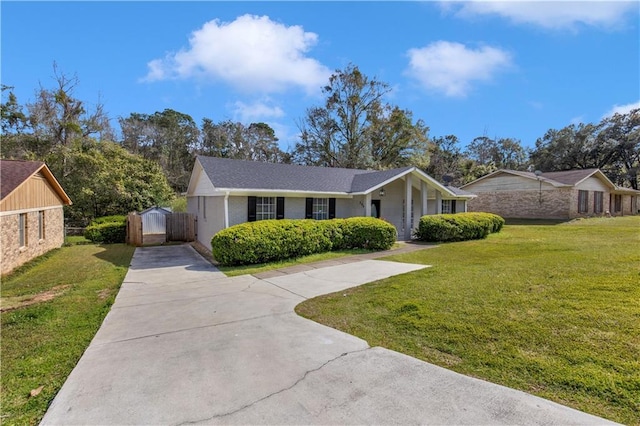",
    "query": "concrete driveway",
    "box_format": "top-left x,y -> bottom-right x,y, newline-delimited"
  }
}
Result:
41,245 -> 615,425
